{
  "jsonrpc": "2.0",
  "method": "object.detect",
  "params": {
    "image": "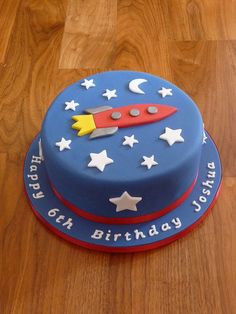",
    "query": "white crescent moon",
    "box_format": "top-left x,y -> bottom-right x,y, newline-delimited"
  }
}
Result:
129,78 -> 148,94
